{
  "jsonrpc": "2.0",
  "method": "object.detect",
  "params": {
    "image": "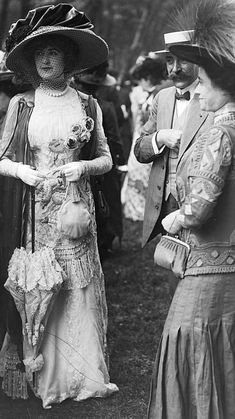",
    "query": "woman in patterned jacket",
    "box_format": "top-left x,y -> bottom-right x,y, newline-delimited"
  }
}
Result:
148,1 -> 235,418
